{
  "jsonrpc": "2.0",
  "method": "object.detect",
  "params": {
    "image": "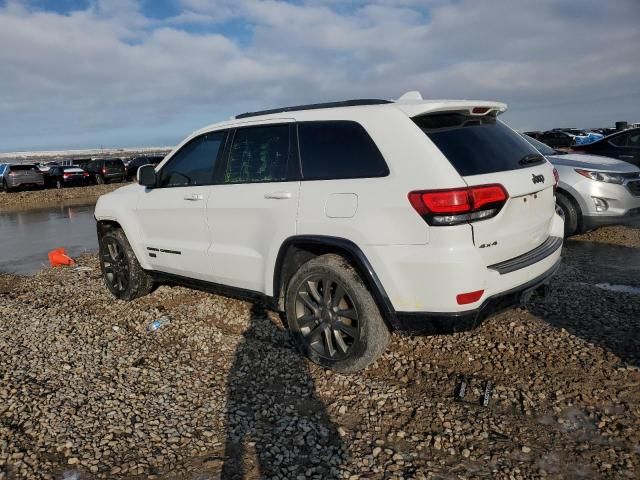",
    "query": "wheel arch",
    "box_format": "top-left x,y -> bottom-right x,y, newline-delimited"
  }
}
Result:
556,187 -> 584,230
96,219 -> 152,270
273,235 -> 399,330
